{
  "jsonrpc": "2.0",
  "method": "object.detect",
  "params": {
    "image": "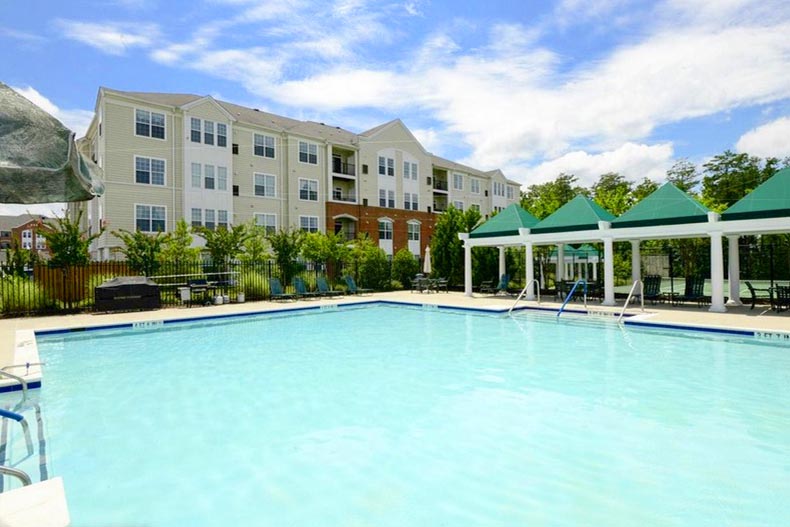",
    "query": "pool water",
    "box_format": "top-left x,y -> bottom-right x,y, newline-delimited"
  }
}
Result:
11,305 -> 790,525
